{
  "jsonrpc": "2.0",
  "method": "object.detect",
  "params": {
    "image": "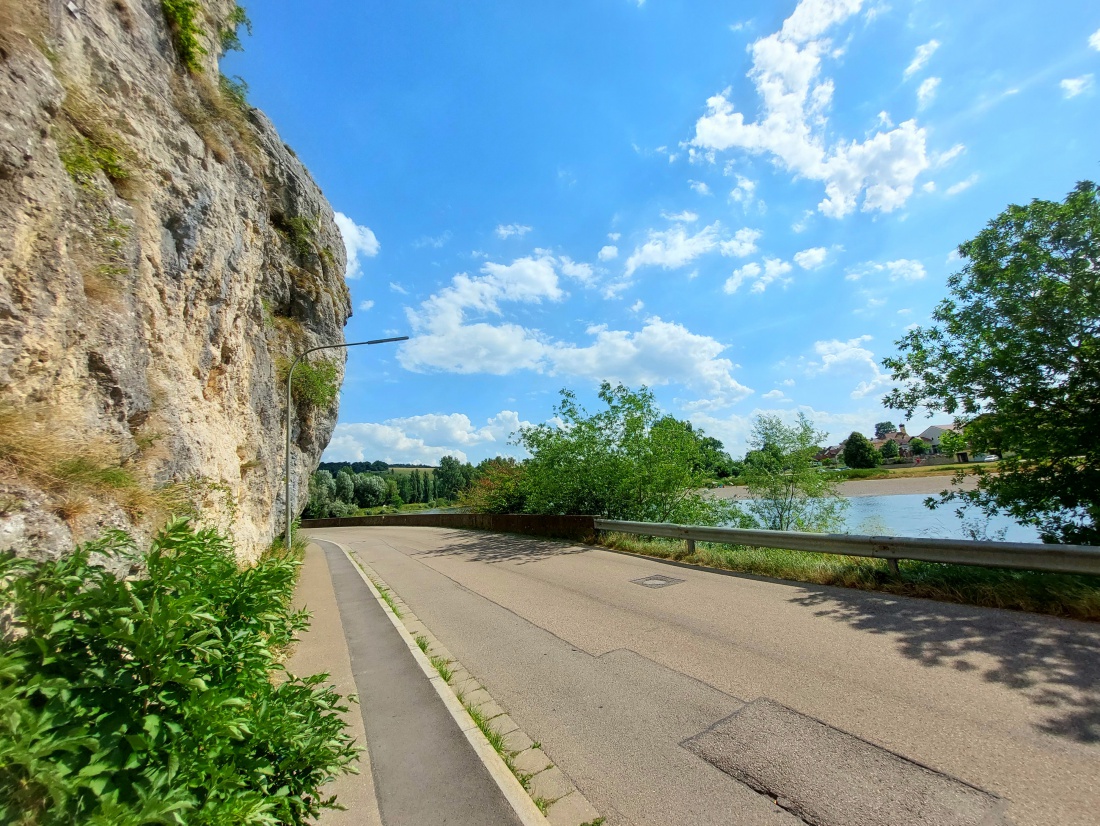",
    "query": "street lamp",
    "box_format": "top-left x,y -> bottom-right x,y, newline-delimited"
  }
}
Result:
285,336 -> 408,549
